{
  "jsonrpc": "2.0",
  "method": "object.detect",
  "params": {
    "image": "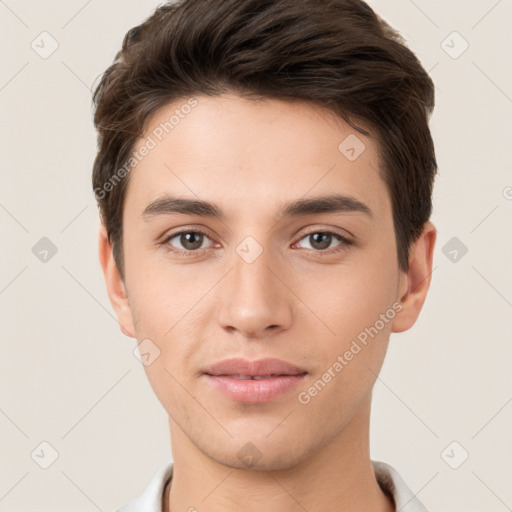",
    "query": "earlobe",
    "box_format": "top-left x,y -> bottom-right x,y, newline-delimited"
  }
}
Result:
98,224 -> 136,338
391,221 -> 437,333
